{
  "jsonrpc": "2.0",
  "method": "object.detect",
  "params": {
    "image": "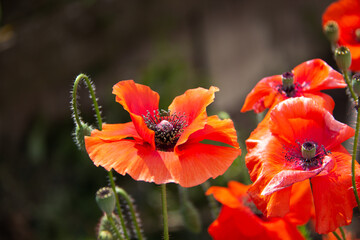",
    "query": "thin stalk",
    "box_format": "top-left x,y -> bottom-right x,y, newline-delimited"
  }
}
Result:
339,227 -> 346,240
109,171 -> 130,240
332,231 -> 342,240
107,213 -> 124,240
161,184 -> 169,240
351,107 -> 360,211
116,187 -> 144,240
344,71 -> 357,101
